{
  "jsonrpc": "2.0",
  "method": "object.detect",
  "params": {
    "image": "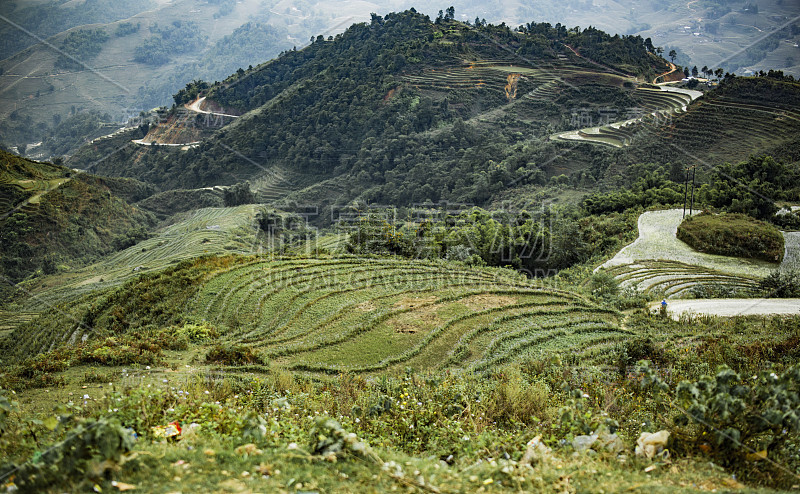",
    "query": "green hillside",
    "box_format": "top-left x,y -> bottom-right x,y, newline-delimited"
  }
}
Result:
68,13 -> 800,232
0,256 -> 623,371
69,12 -> 666,203
0,150 -> 156,296
2,9 -> 800,493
